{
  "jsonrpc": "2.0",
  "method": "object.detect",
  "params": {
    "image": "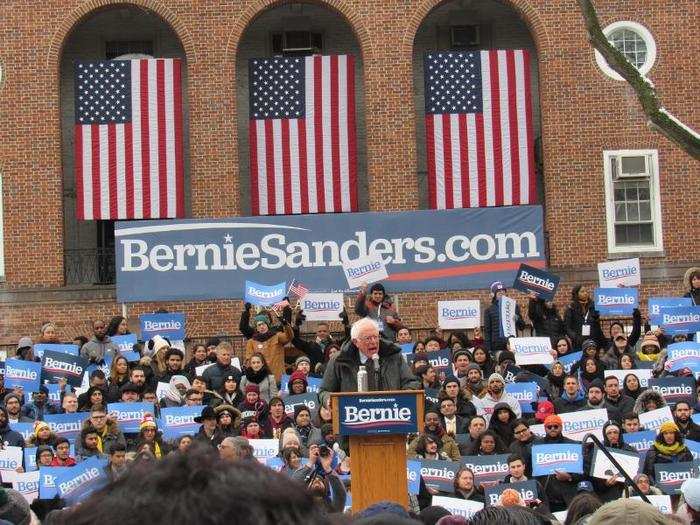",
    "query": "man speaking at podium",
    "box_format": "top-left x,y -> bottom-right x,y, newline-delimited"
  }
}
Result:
319,318 -> 419,405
